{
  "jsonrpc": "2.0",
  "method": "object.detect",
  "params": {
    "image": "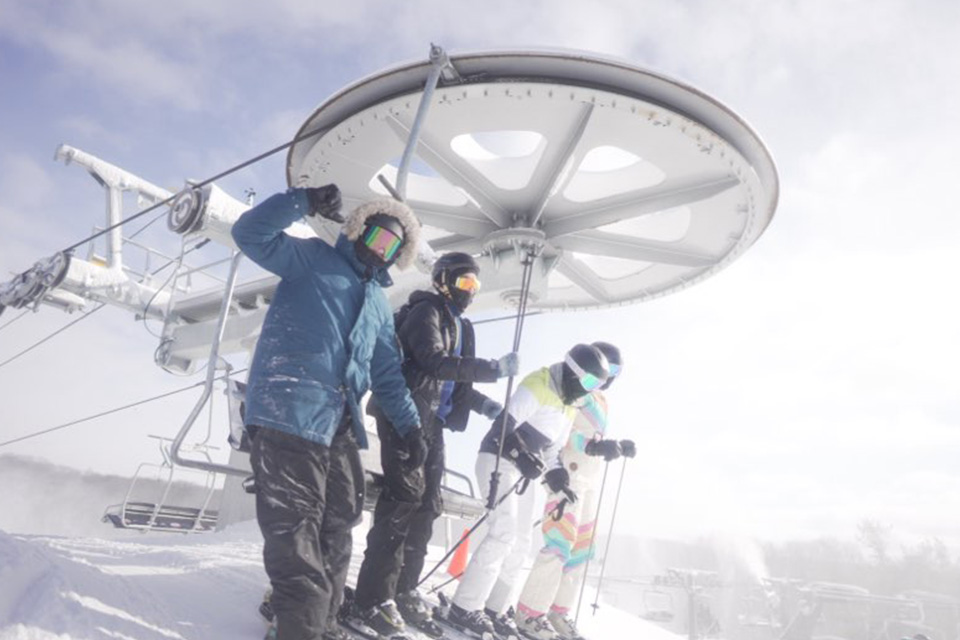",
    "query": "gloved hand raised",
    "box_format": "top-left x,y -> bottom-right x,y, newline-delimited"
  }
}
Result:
585,438 -> 622,461
478,397 -> 503,420
495,352 -> 520,378
543,467 -> 579,503
304,184 -> 344,223
619,439 -> 637,458
401,428 -> 428,469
